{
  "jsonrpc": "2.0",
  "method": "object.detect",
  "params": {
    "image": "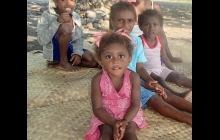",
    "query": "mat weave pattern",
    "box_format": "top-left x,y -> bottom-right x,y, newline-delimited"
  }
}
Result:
27,41 -> 192,139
